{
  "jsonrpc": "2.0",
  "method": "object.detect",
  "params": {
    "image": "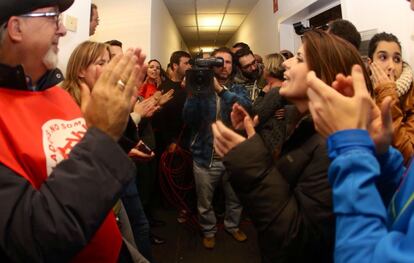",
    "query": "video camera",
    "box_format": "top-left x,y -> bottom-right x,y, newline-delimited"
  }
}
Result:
185,57 -> 224,96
